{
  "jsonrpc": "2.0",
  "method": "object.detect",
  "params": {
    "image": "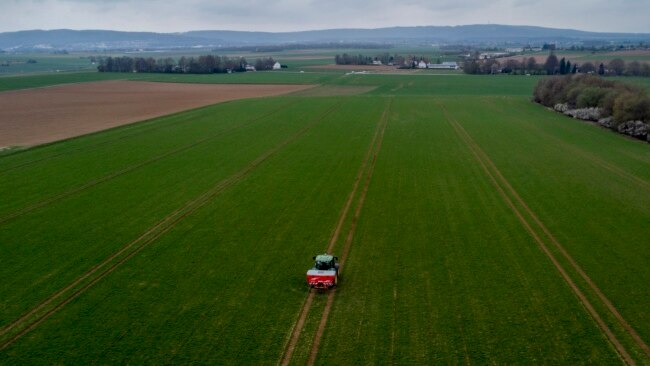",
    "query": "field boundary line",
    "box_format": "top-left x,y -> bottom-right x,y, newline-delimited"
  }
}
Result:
278,99 -> 391,366
439,103 -> 638,365
0,100 -> 343,351
0,100 -> 300,225
306,99 -> 392,366
0,98 -> 298,174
